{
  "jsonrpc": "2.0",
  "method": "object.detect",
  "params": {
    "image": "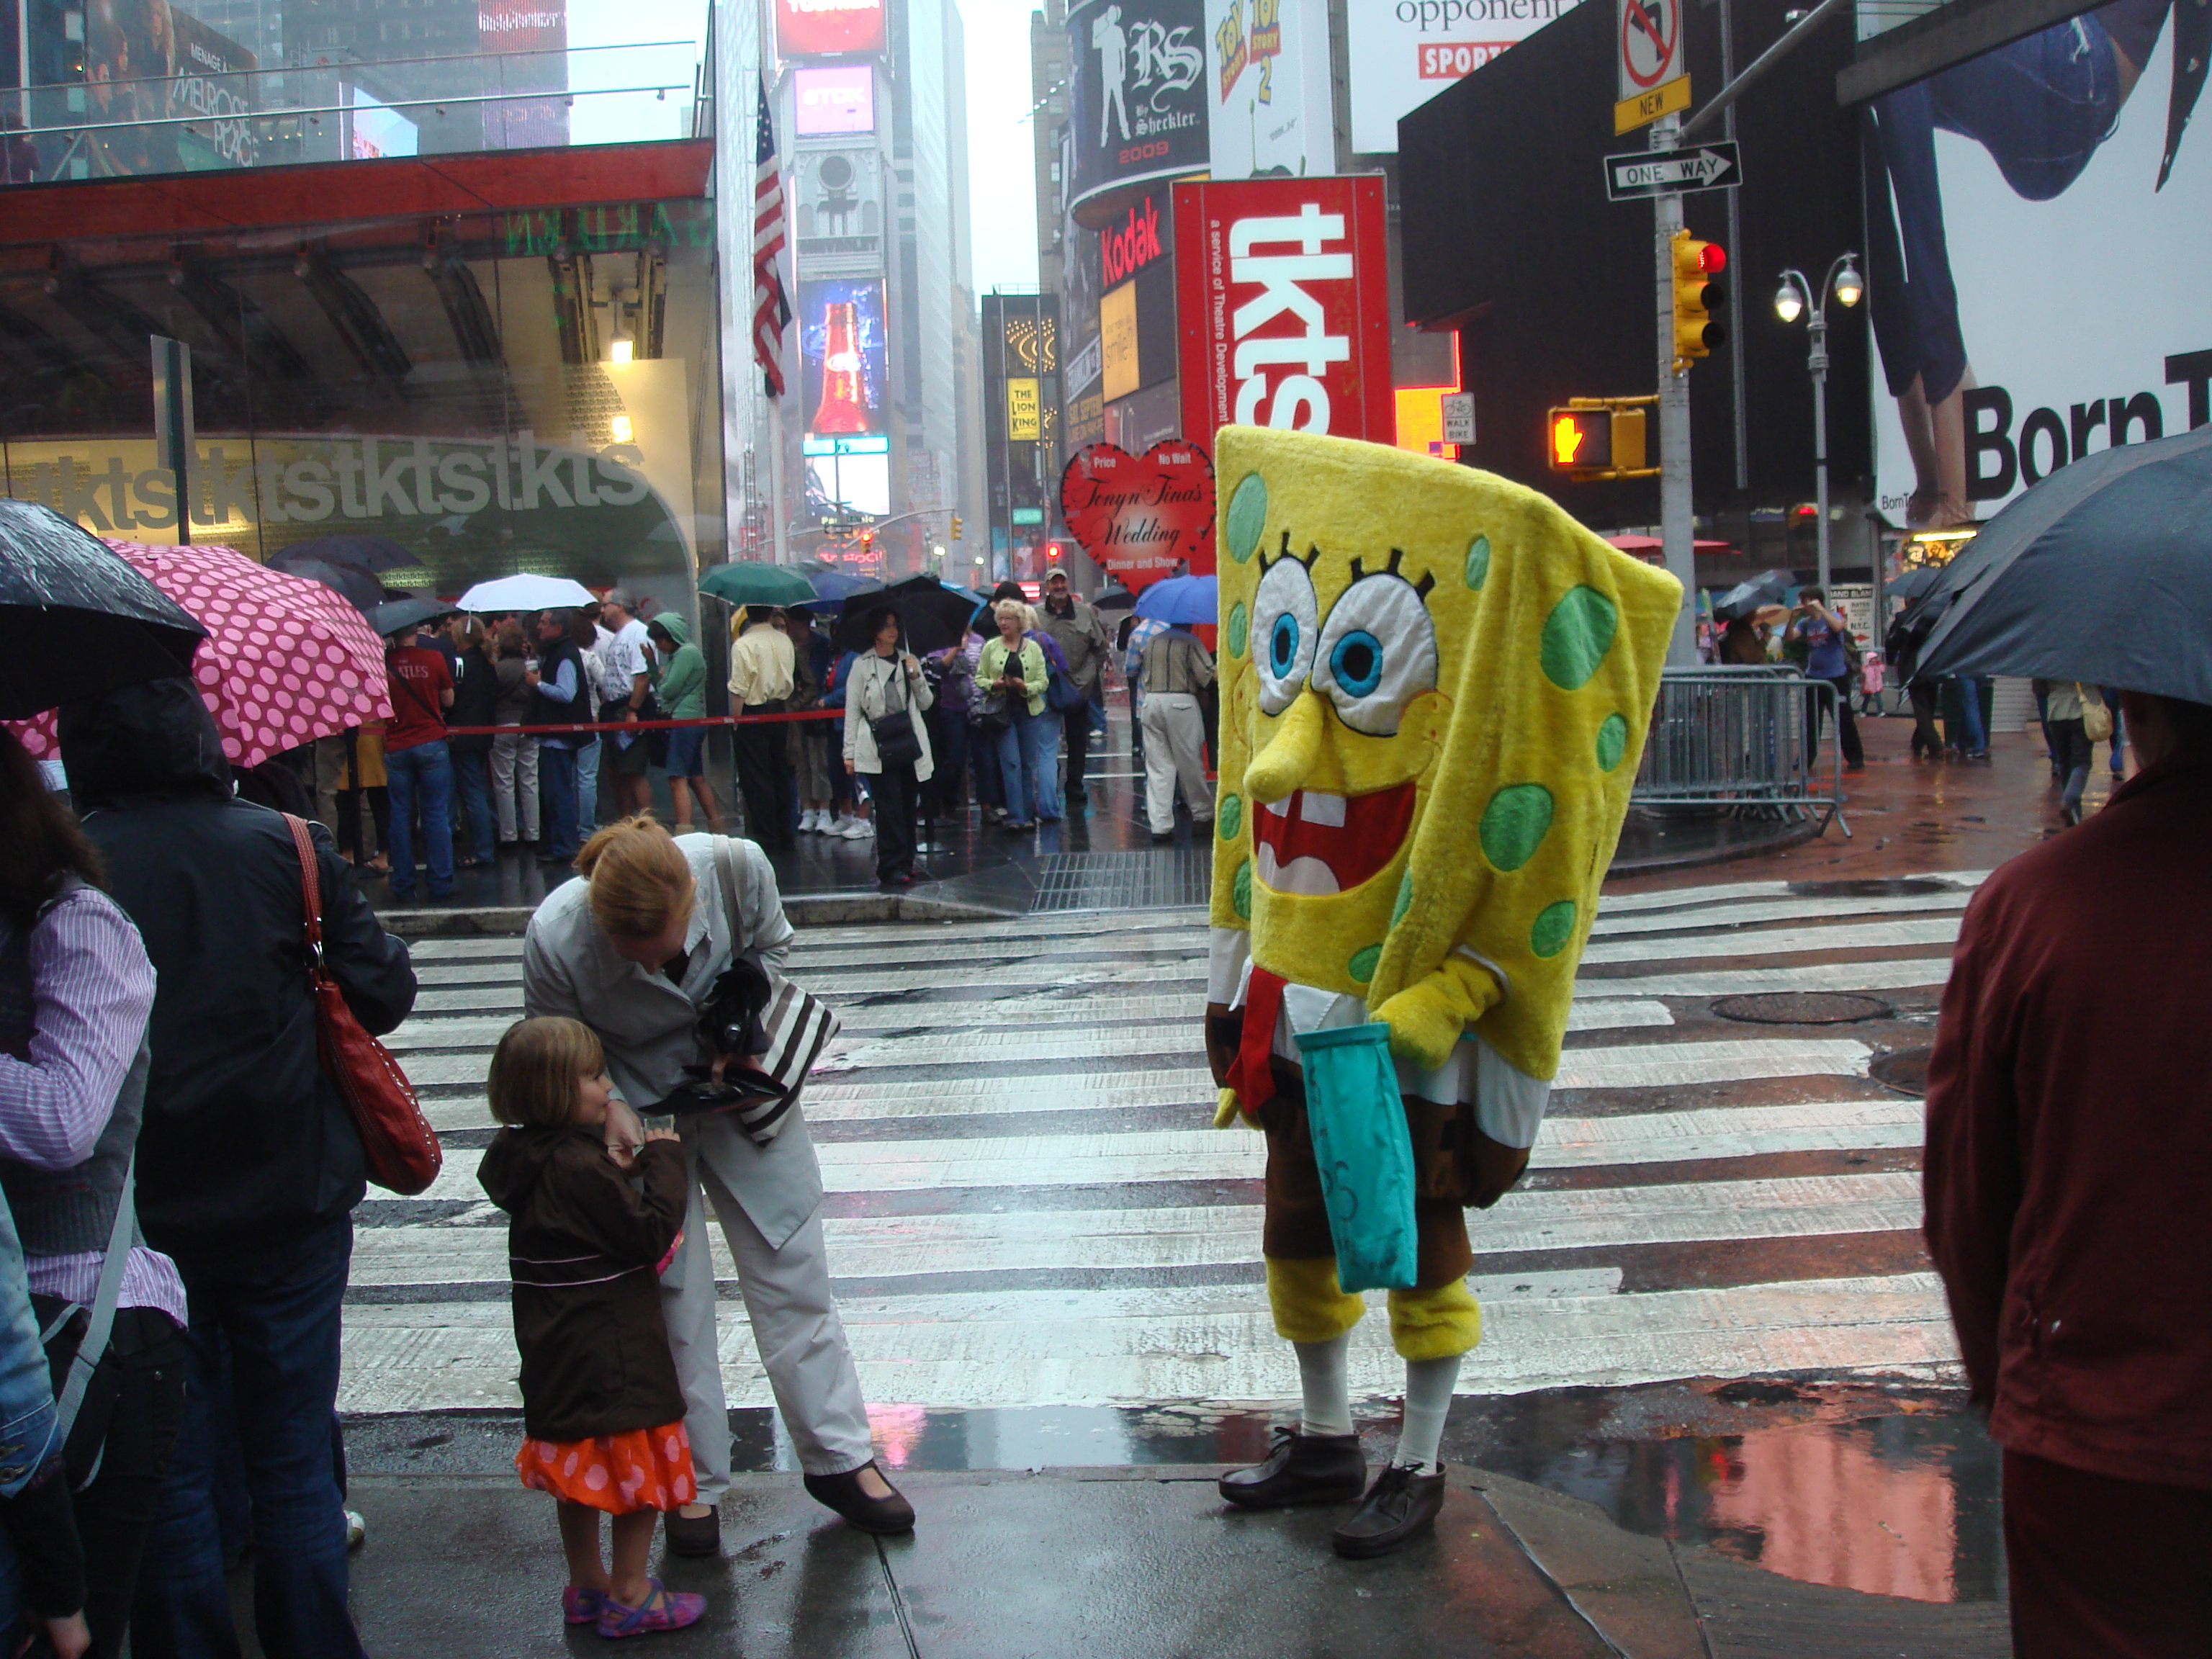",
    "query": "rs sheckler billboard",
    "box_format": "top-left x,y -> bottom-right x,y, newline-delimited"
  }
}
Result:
777,0 -> 885,58
1066,0 -> 1210,226
1173,174 -> 1395,447
1866,9 -> 2211,528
